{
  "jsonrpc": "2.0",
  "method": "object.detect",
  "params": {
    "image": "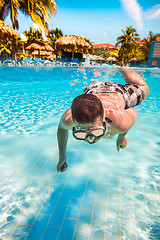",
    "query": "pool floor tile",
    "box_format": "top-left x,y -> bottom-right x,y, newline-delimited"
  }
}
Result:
86,179 -> 97,192
48,204 -> 68,227
42,226 -> 60,240
57,218 -> 77,240
25,214 -> 50,240
81,191 -> 95,210
18,201 -> 43,226
72,183 -> 87,199
89,223 -> 106,240
11,224 -> 31,239
58,187 -> 74,205
40,198 -> 56,216
73,230 -> 89,240
66,197 -> 82,219
76,208 -> 93,233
